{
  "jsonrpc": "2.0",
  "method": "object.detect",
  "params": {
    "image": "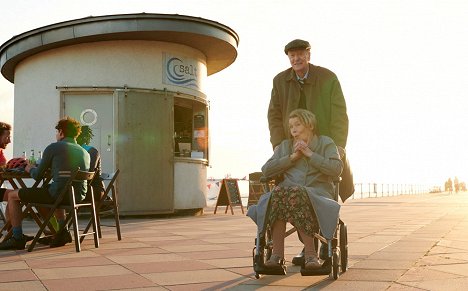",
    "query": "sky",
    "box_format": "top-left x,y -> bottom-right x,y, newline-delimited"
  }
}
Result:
0,0 -> 467,187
